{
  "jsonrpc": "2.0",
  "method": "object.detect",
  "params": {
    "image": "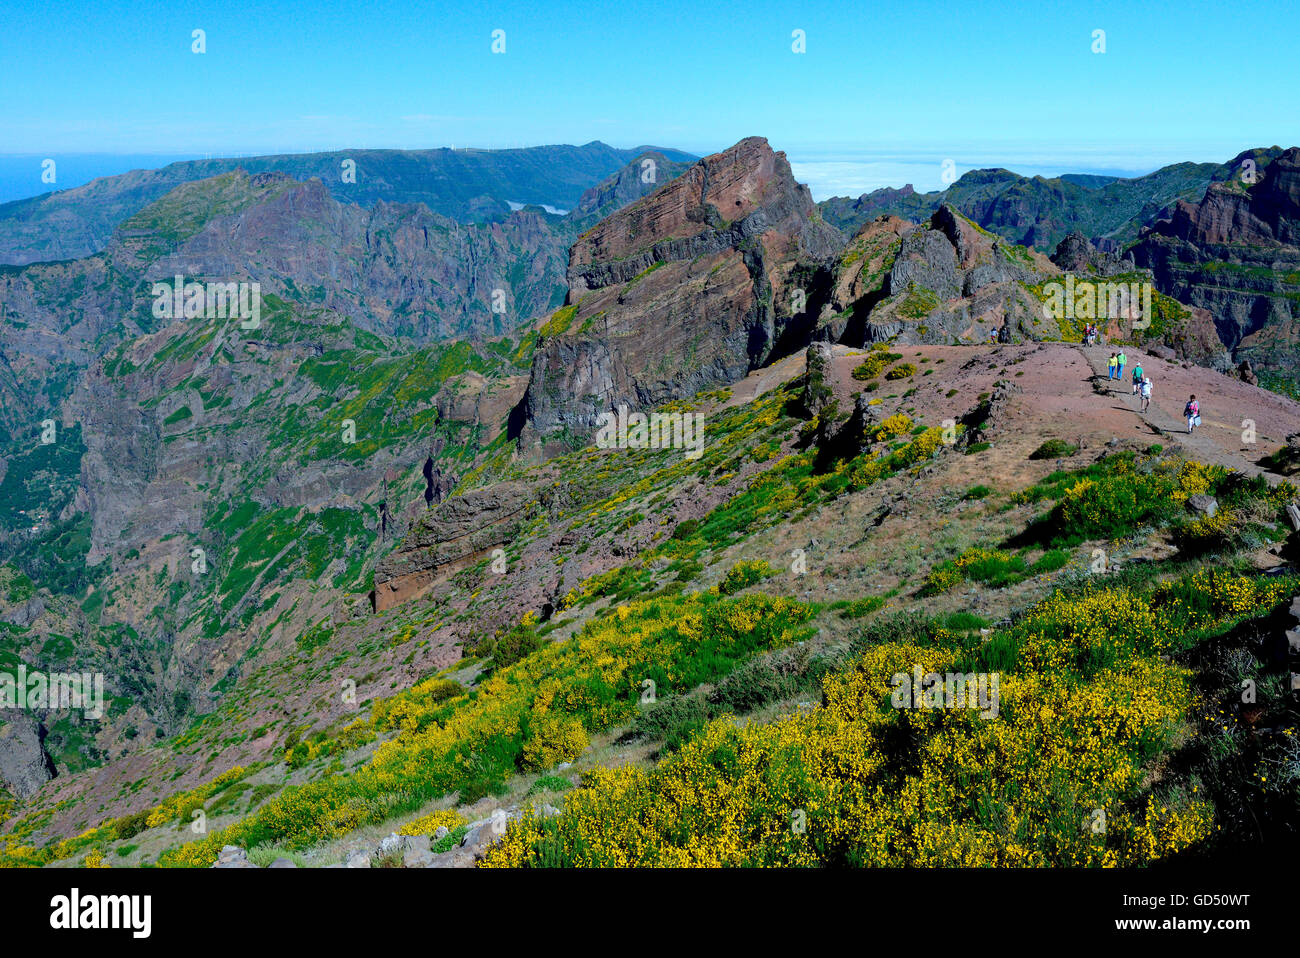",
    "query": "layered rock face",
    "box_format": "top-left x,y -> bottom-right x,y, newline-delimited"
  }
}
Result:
372,481 -> 531,611
561,151 -> 696,236
1133,148 -> 1300,385
515,137 -> 845,454
137,172 -> 569,342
